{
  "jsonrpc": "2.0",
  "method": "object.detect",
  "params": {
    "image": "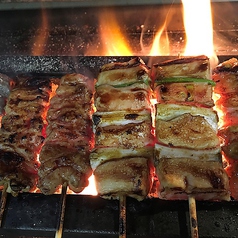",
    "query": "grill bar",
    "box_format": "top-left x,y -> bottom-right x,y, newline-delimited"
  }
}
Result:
1,192 -> 238,237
